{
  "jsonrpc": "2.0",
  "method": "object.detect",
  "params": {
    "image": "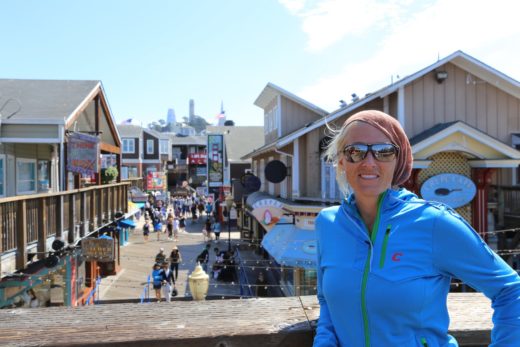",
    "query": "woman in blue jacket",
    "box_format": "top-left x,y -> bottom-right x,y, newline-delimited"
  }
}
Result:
314,110 -> 520,347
